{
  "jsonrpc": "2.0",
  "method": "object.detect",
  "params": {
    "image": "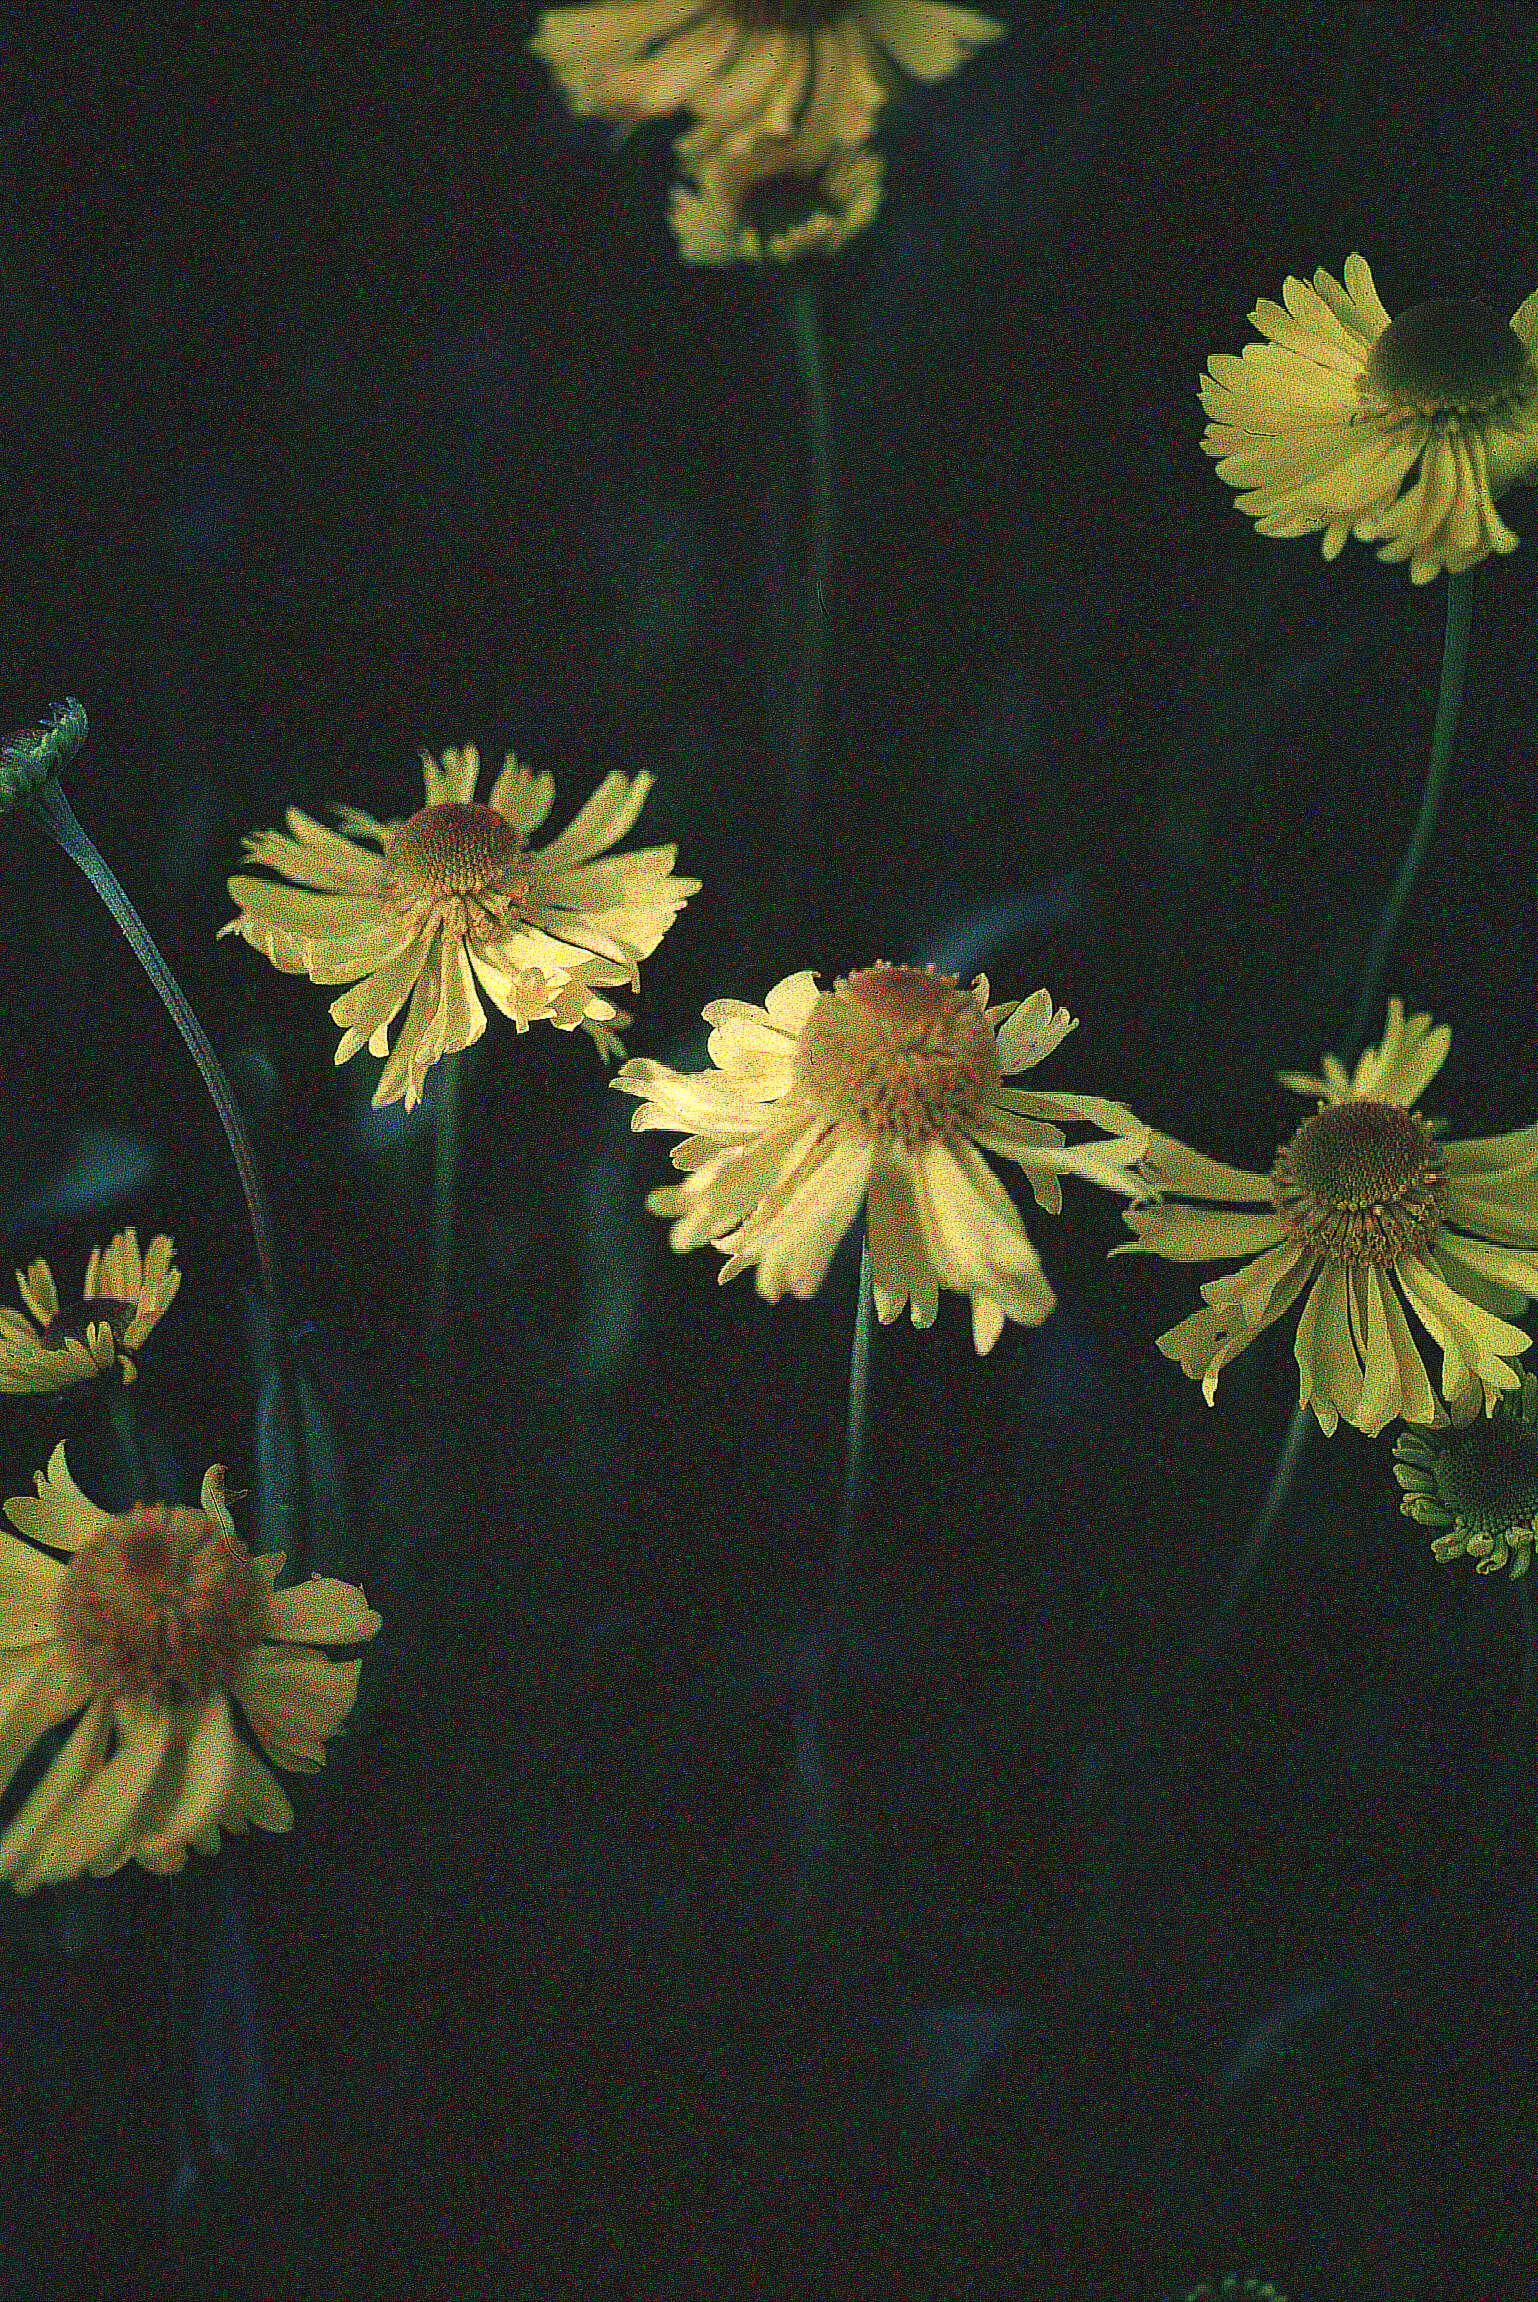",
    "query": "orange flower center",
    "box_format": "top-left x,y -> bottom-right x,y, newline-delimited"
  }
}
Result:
380,801 -> 537,941
1357,296 -> 1537,426
58,1504 -> 261,1700
1271,1096 -> 1447,1267
794,964 -> 1002,1150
